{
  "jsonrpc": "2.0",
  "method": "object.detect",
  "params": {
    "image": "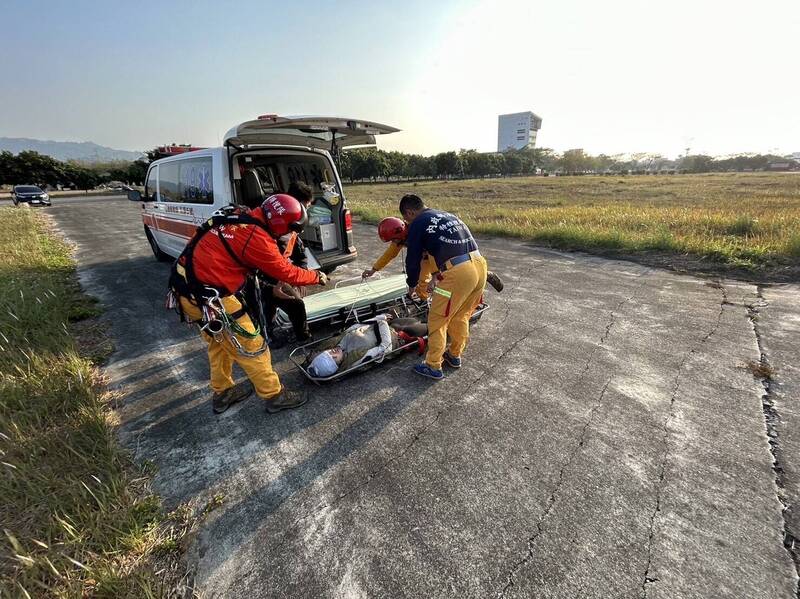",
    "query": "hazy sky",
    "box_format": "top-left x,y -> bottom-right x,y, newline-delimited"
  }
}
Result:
2,0 -> 798,158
